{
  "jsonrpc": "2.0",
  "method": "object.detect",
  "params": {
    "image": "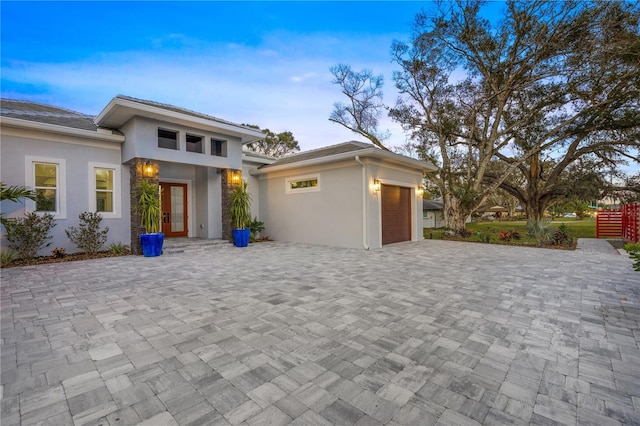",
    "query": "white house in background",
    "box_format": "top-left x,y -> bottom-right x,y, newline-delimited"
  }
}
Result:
0,96 -> 435,255
422,200 -> 445,229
